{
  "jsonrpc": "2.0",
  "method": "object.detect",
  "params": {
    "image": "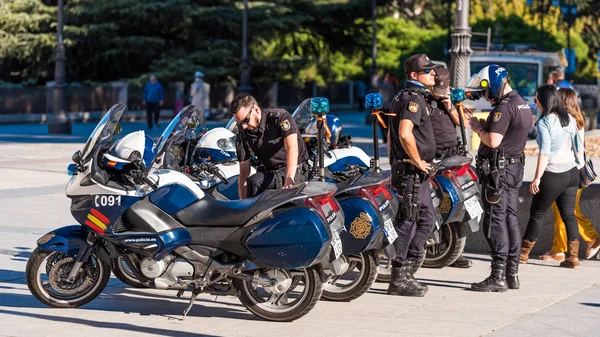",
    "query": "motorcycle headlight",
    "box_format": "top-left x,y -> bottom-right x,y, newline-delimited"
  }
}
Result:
217,136 -> 236,151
